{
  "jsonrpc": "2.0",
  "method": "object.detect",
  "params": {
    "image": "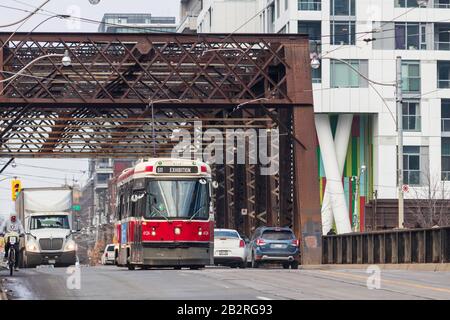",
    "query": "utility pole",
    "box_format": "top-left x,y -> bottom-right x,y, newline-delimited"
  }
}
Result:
396,56 -> 404,229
